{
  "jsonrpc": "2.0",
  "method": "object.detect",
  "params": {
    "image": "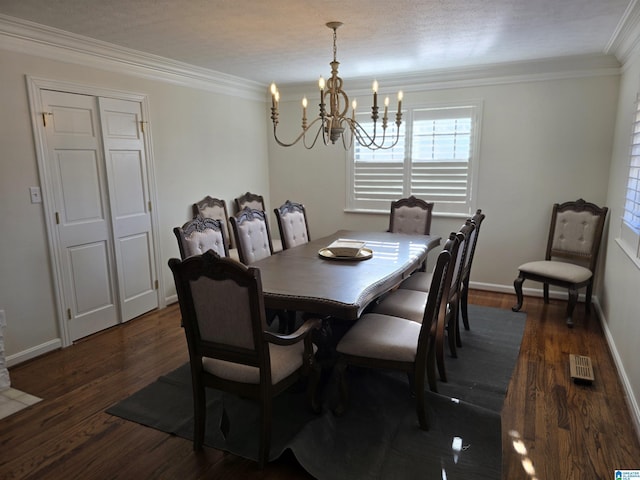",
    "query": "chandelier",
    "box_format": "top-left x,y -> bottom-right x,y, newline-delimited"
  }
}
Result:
269,22 -> 403,150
